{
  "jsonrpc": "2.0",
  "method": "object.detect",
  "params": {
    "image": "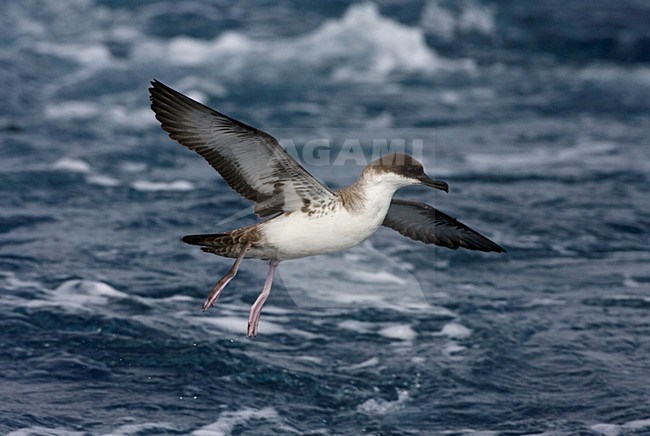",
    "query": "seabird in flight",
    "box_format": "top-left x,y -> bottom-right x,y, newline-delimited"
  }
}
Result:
149,80 -> 505,336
